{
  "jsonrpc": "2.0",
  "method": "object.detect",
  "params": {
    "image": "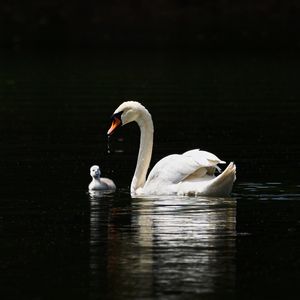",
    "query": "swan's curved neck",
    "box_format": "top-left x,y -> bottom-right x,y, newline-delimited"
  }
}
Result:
131,109 -> 154,194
